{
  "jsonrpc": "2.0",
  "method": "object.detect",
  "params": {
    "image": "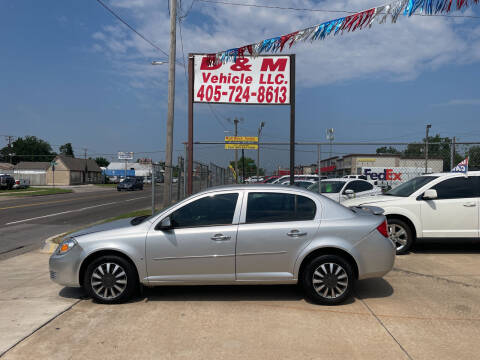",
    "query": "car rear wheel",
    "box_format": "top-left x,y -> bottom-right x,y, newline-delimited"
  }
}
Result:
301,255 -> 354,305
387,218 -> 414,255
84,255 -> 138,304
